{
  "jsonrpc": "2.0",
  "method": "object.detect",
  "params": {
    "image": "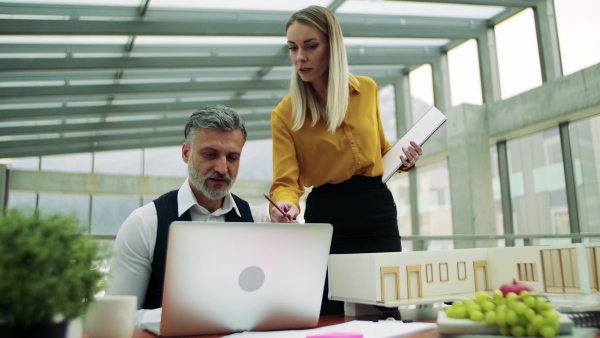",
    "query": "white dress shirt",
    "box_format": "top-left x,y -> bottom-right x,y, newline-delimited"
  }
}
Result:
106,179 -> 270,325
